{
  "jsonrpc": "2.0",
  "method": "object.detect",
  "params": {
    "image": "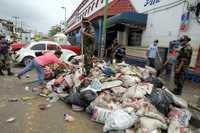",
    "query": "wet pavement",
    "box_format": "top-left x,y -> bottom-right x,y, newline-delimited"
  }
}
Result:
0,67 -> 102,133
0,67 -> 199,133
